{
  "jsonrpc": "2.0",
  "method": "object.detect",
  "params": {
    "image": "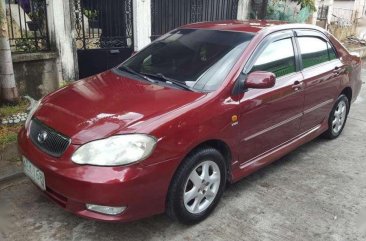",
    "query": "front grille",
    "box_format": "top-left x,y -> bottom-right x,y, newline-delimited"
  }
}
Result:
29,119 -> 70,157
